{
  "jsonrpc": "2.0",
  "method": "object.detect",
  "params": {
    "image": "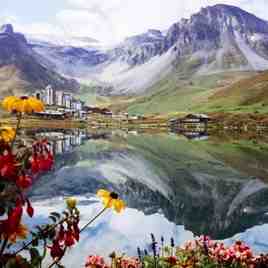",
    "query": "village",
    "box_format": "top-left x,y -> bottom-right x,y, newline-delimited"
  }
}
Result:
33,85 -> 113,120
31,84 -> 212,131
